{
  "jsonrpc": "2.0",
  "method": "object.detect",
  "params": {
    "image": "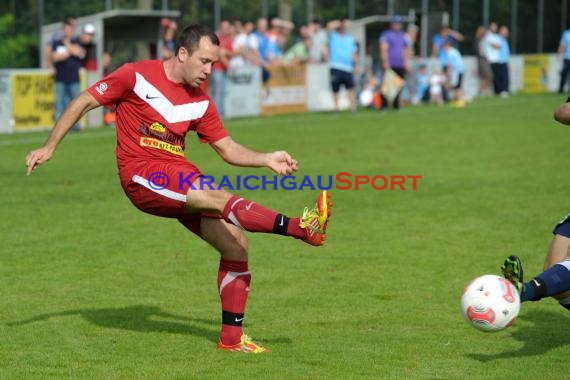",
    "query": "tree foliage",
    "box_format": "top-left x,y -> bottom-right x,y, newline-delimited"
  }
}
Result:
0,13 -> 38,68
